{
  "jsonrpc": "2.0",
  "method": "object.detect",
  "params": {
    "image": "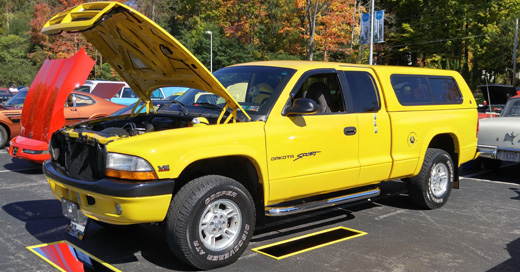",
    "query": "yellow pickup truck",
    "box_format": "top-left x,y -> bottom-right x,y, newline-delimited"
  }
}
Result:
41,2 -> 478,270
